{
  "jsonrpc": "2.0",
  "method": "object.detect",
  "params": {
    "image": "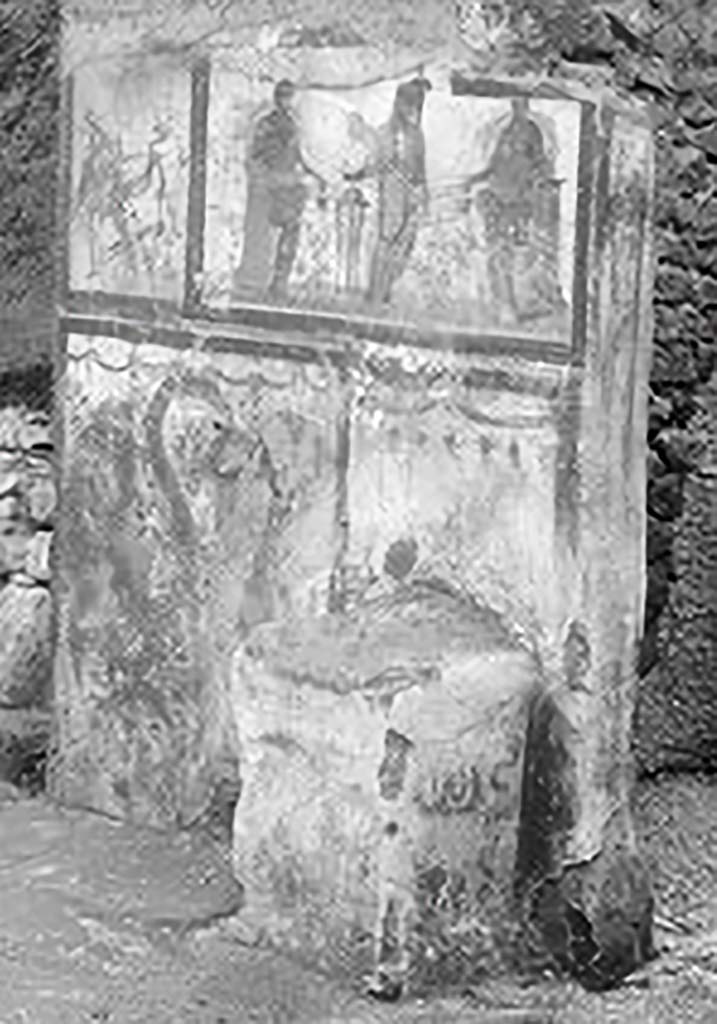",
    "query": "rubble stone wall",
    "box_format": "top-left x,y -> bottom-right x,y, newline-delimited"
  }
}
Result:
0,376 -> 56,792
